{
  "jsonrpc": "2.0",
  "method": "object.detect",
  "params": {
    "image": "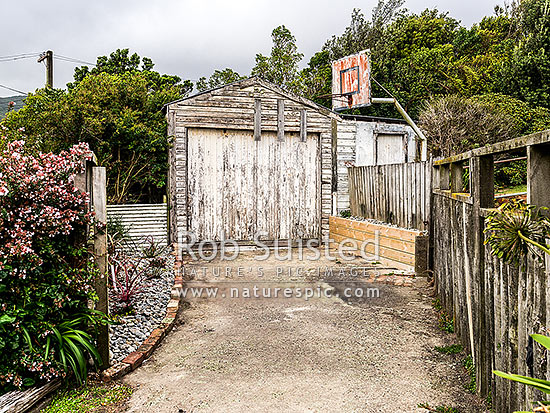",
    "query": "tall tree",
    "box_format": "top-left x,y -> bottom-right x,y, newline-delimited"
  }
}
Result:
196,68 -> 246,92
2,50 -> 193,204
323,0 -> 404,61
298,50 -> 332,107
251,25 -> 303,93
70,48 -> 193,100
499,0 -> 550,108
